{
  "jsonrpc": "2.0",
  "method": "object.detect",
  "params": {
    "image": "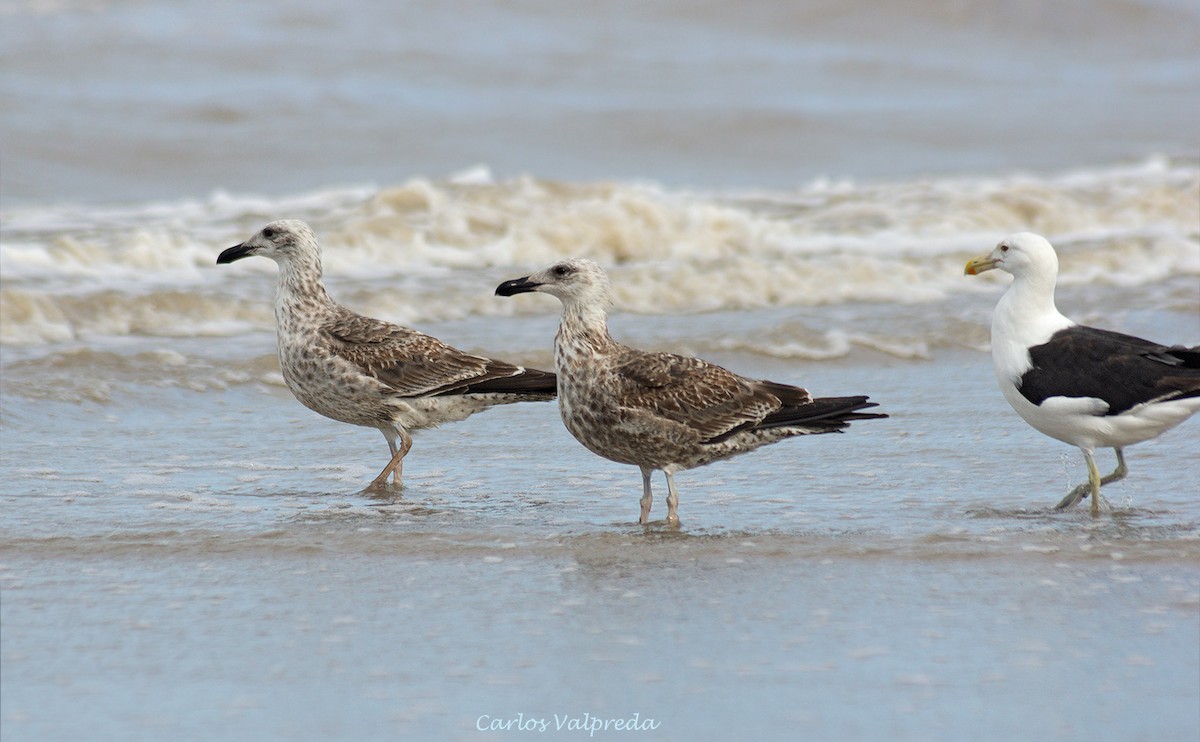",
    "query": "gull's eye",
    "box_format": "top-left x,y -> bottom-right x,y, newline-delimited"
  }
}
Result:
553,264 -> 573,277
263,227 -> 276,239
999,244 -> 1009,252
